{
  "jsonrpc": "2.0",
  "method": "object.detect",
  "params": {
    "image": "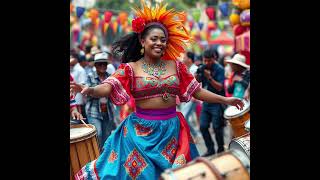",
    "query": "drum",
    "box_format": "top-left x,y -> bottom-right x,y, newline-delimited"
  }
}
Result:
161,149 -> 250,180
229,133 -> 250,158
70,124 -> 100,180
244,120 -> 250,132
224,100 -> 250,137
